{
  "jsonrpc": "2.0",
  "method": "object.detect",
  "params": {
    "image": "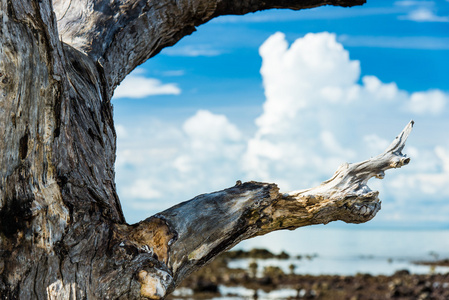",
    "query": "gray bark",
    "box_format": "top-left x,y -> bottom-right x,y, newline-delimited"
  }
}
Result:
0,0 -> 413,299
